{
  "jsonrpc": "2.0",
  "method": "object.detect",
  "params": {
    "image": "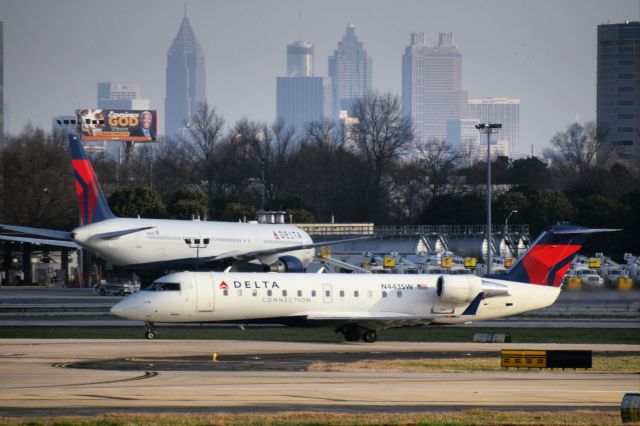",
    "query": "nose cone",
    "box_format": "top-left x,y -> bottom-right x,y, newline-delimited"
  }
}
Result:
111,297 -> 137,319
